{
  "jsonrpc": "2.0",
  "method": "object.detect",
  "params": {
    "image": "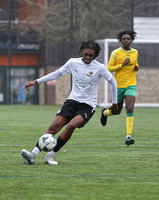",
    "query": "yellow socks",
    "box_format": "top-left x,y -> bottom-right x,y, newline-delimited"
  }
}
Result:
104,109 -> 112,116
103,111 -> 135,139
126,113 -> 134,138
